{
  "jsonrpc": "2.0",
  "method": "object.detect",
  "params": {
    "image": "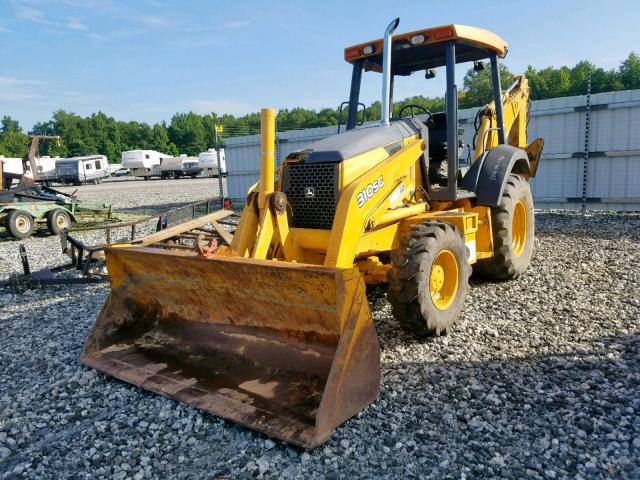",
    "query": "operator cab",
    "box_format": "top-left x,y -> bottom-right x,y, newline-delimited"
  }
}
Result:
342,23 -> 509,201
